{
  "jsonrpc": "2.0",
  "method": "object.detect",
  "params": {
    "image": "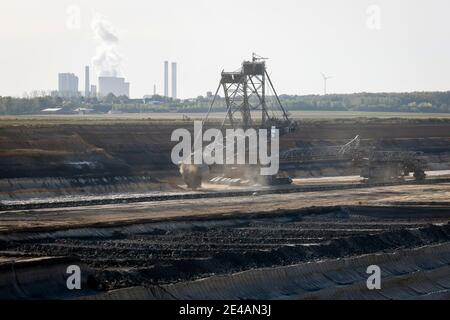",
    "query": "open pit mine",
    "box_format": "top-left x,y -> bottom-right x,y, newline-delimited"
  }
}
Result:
1,57 -> 450,300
